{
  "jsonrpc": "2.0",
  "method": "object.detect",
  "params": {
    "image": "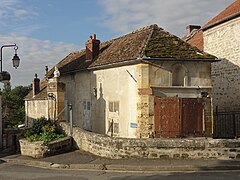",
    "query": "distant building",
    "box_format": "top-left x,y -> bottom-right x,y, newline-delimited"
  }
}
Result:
184,0 -> 240,112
